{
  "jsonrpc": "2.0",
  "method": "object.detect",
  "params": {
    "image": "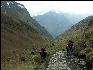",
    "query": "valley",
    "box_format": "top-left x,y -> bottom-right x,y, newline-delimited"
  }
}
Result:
1,1 -> 93,70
